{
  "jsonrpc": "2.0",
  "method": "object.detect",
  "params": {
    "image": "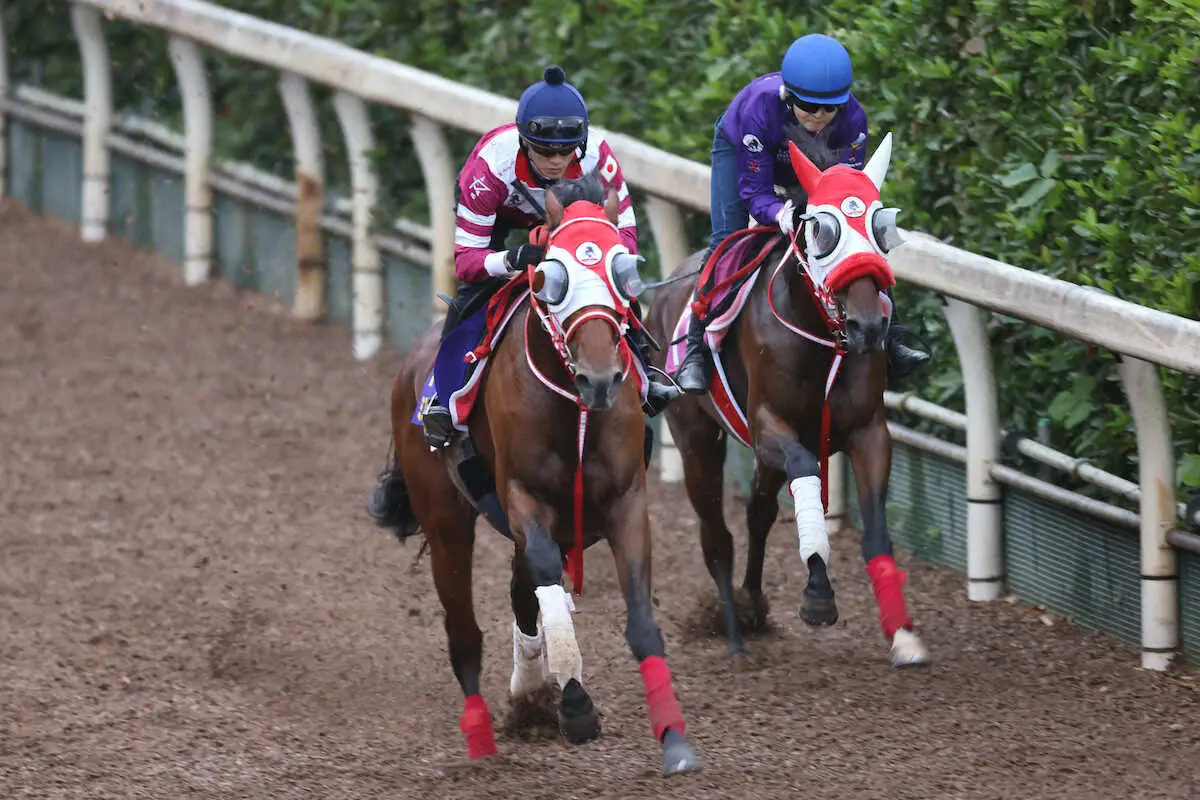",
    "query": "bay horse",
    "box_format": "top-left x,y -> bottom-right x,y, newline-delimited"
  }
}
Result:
646,133 -> 931,667
367,171 -> 702,775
